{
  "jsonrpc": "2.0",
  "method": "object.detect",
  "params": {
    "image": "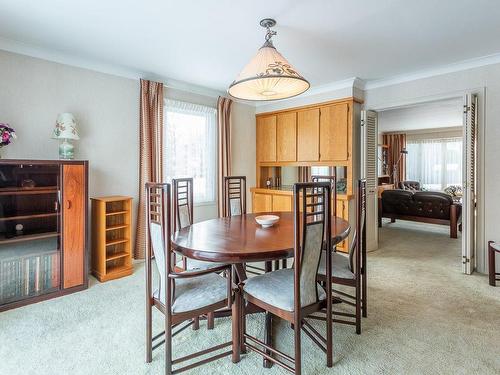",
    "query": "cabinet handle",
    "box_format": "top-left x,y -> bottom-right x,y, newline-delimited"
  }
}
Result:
66,200 -> 72,209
